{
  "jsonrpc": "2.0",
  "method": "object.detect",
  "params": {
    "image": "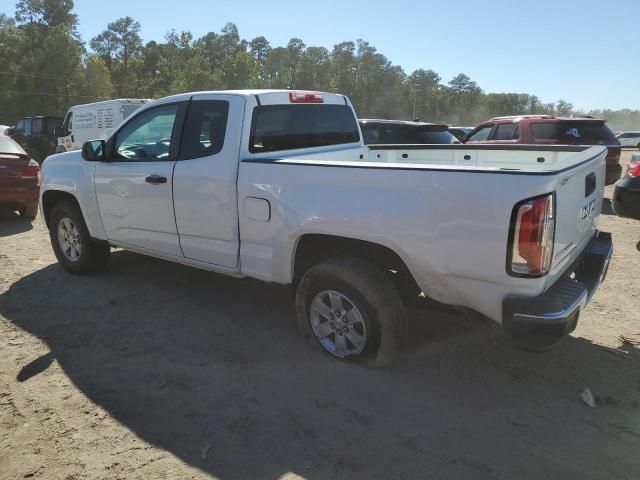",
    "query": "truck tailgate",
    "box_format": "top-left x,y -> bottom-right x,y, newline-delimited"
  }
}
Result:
549,147 -> 607,277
